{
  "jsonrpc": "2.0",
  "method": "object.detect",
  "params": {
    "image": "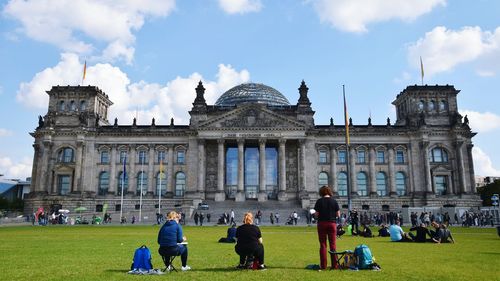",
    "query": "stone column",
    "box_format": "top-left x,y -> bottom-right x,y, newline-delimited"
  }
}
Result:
215,139 -> 226,201
197,139 -> 206,196
236,139 -> 245,202
278,139 -> 287,201
300,140 -> 306,192
147,145 -> 155,195
456,141 -> 467,195
167,145 -> 175,197
422,141 -> 433,195
258,139 -> 267,201
369,146 -> 377,197
388,146 -> 397,196
41,141 -> 52,193
349,146 -> 358,197
330,145 -> 337,194
73,141 -> 84,193
467,144 -> 475,194
128,145 -> 136,194
31,144 -> 40,193
109,145 -> 117,194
